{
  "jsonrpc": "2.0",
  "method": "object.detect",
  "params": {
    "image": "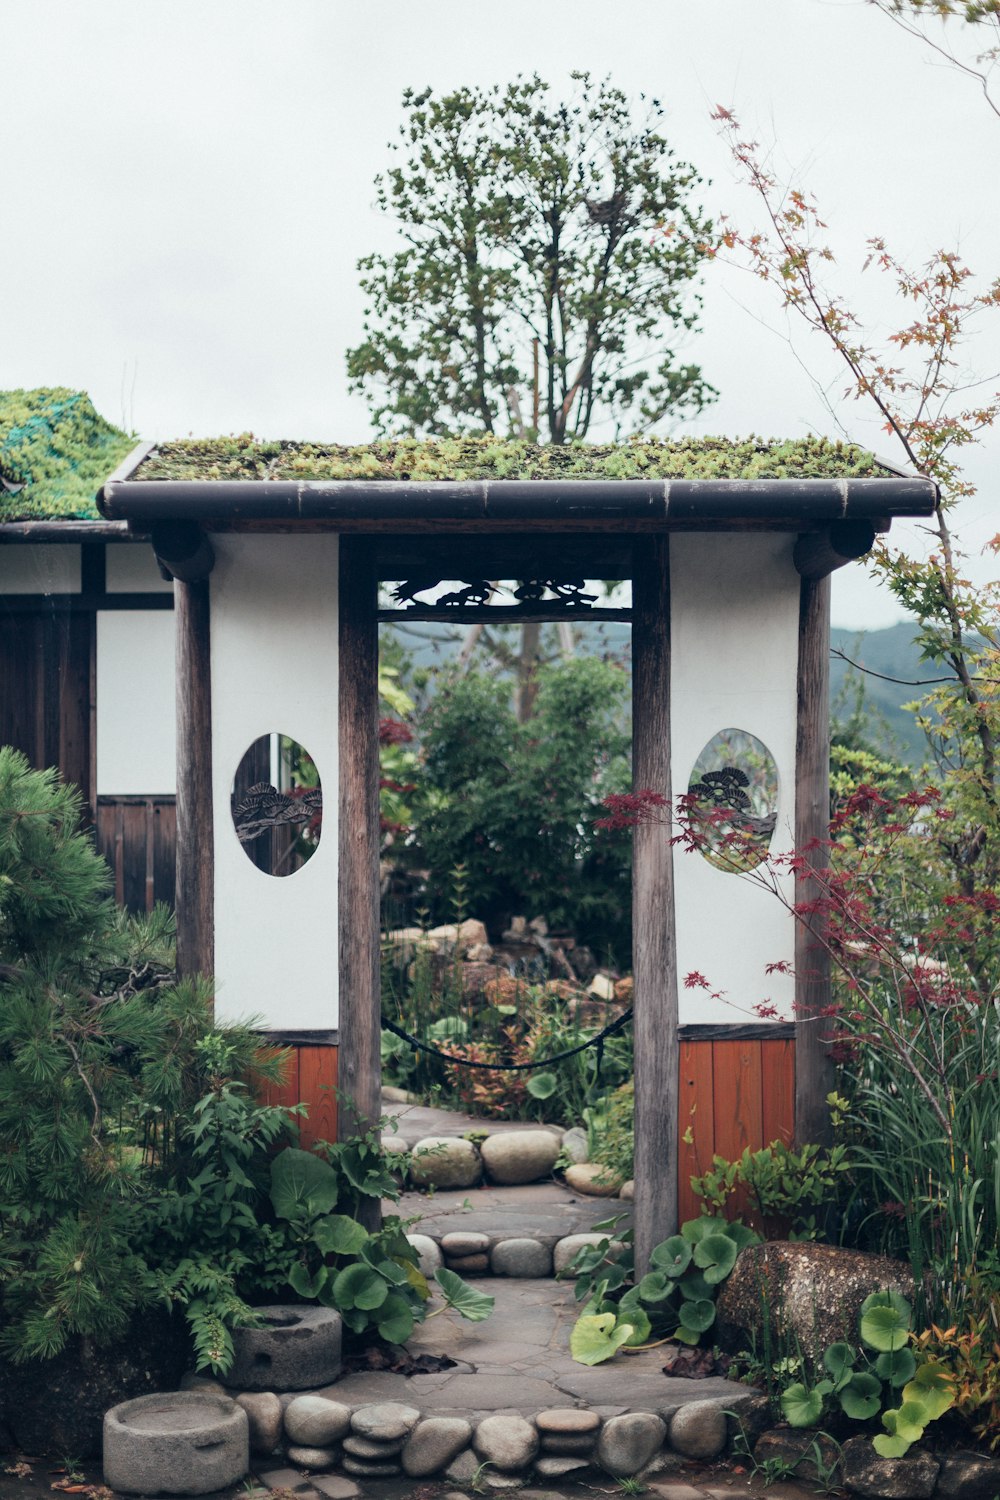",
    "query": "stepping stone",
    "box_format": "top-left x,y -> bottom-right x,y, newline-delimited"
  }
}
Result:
103,1392 -> 249,1496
